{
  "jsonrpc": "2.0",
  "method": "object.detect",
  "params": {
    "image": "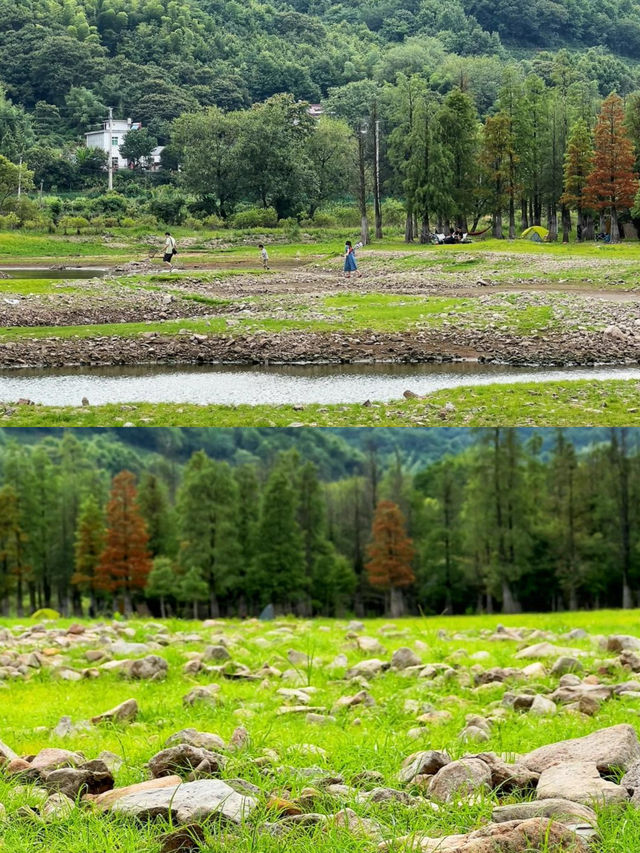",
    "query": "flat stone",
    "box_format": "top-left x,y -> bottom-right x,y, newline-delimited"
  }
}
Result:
92,775 -> 183,809
515,643 -> 585,660
0,737 -> 18,763
523,724 -> 640,773
529,695 -> 557,716
537,761 -> 629,805
31,748 -> 84,774
492,799 -> 597,826
357,636 -> 387,655
109,779 -> 257,825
